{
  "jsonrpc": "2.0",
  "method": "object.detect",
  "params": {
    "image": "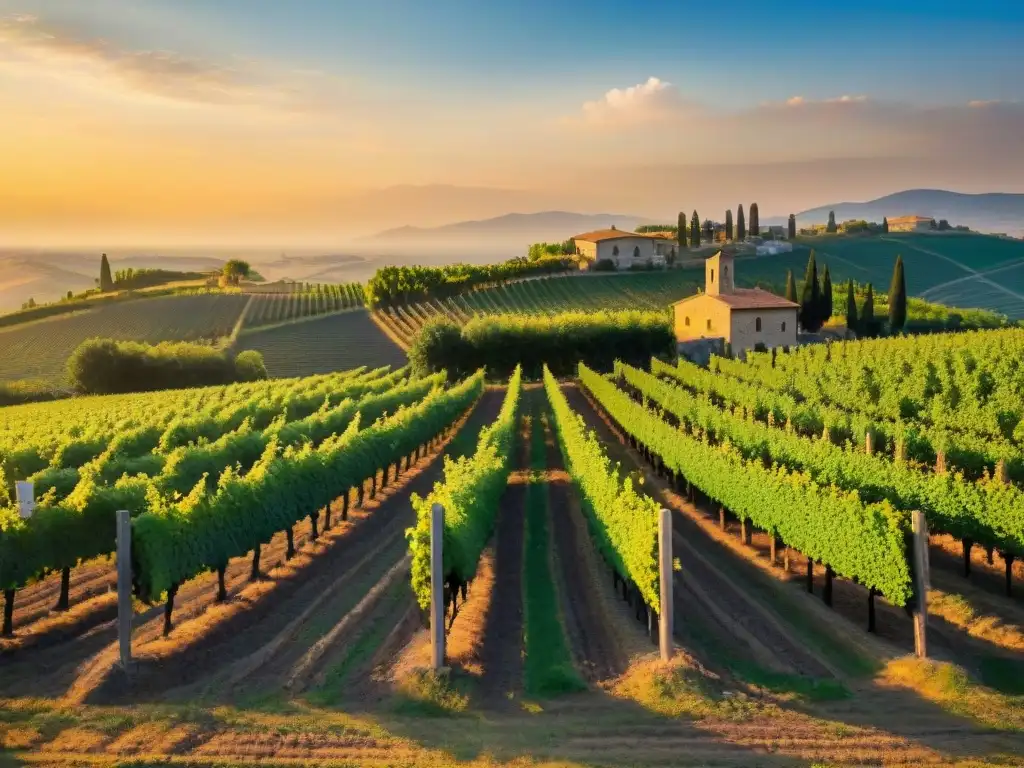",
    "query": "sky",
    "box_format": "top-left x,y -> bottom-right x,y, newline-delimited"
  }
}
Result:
2,0 -> 1024,246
